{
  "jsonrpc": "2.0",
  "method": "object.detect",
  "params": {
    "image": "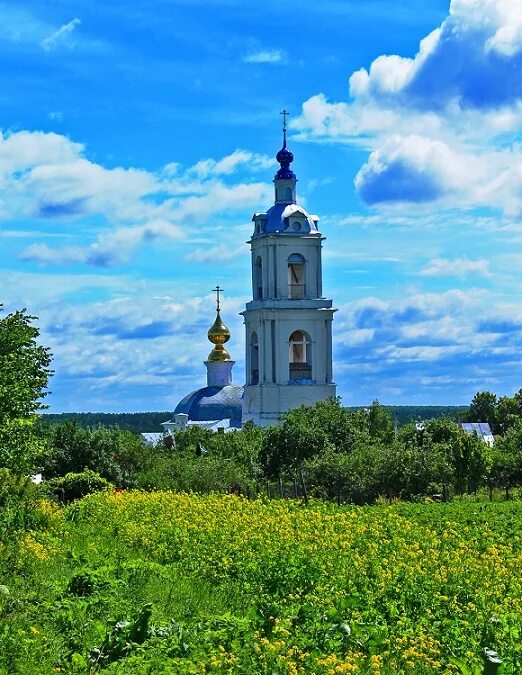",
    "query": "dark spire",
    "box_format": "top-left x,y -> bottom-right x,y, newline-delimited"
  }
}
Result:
275,109 -> 295,180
